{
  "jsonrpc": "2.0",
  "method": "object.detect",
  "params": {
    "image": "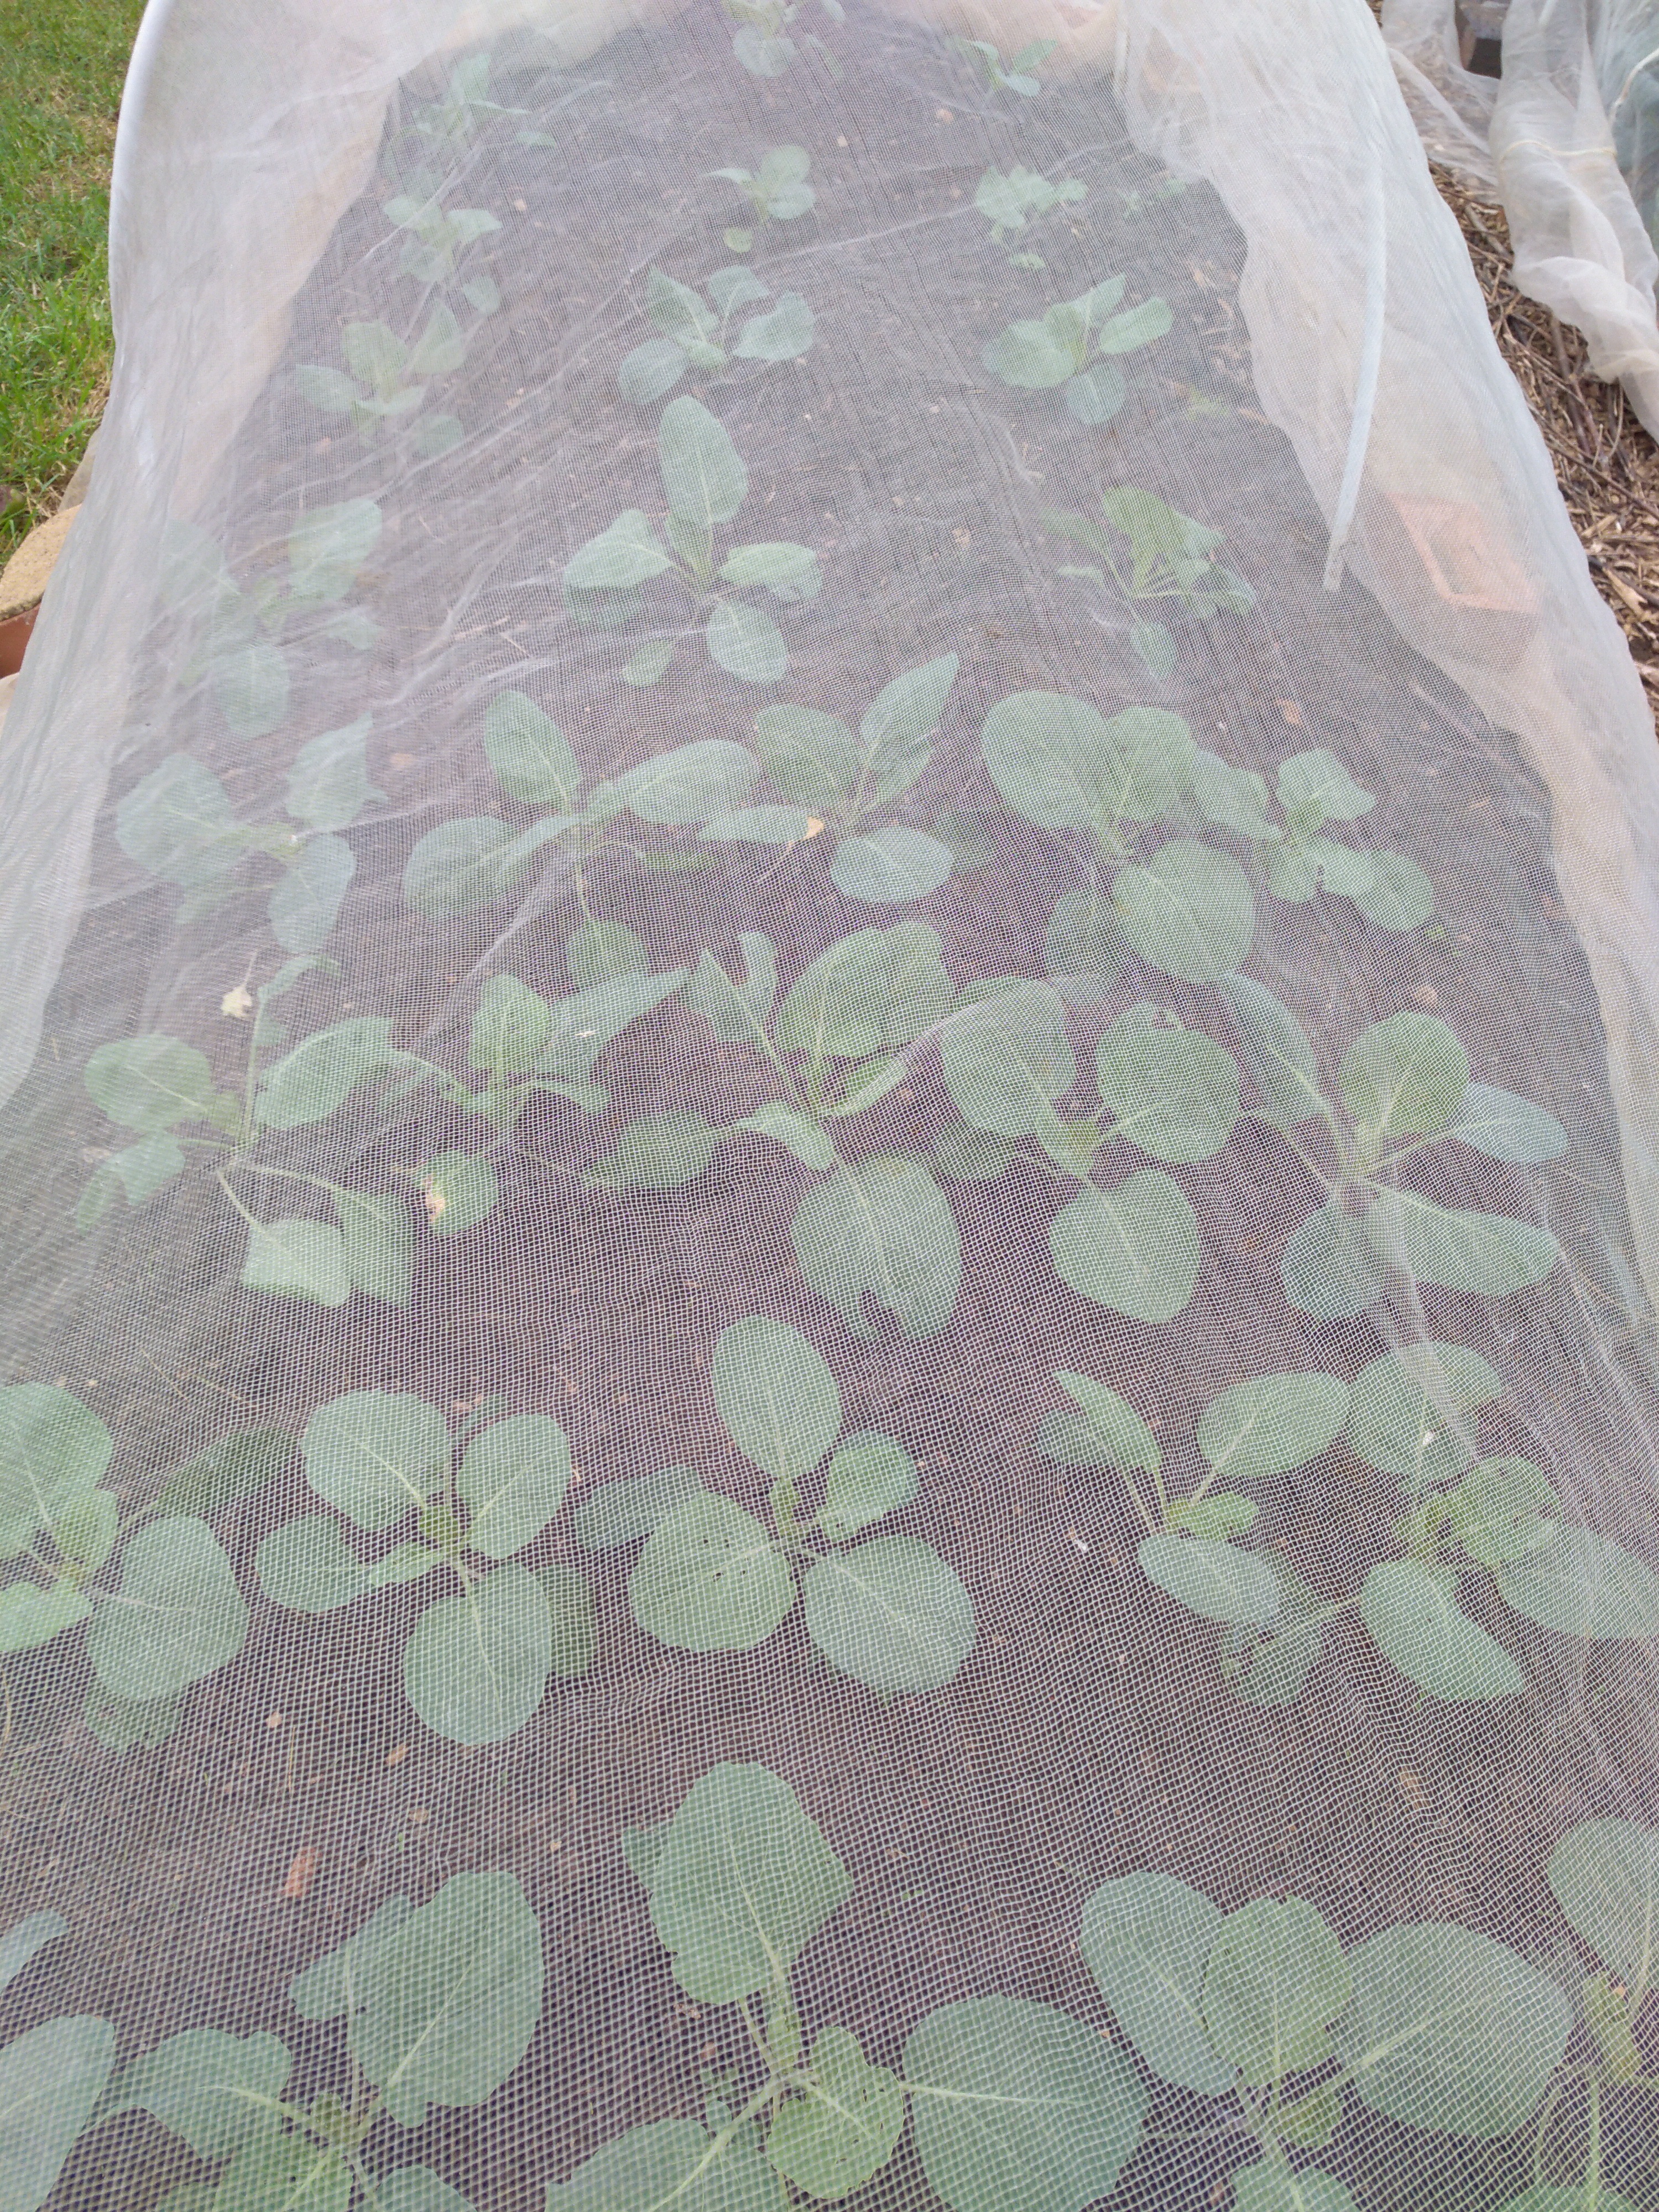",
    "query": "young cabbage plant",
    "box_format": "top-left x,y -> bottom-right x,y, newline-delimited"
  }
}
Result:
720,0 -> 843,80
951,33 -> 1057,95
1036,1345 -> 1659,1714
563,397 -> 818,686
159,505 -> 383,740
974,164 -> 1086,268
551,1760 -> 1147,2210
76,962 -> 515,1307
618,265 -> 816,406
400,687 -> 791,915
1044,487 -> 1256,680
1079,1863 -> 1581,2212
115,715 -> 383,953
382,189 -> 502,311
0,1871 -> 543,2212
708,144 -> 816,253
978,694 -> 1434,987
0,1390 -> 270,1753
983,278 -> 1171,425
606,1317 -> 974,1693
746,653 -> 961,902
256,1391 -> 592,1745
296,303 -> 470,458
463,957 -> 686,1136
592,920 -> 964,1336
